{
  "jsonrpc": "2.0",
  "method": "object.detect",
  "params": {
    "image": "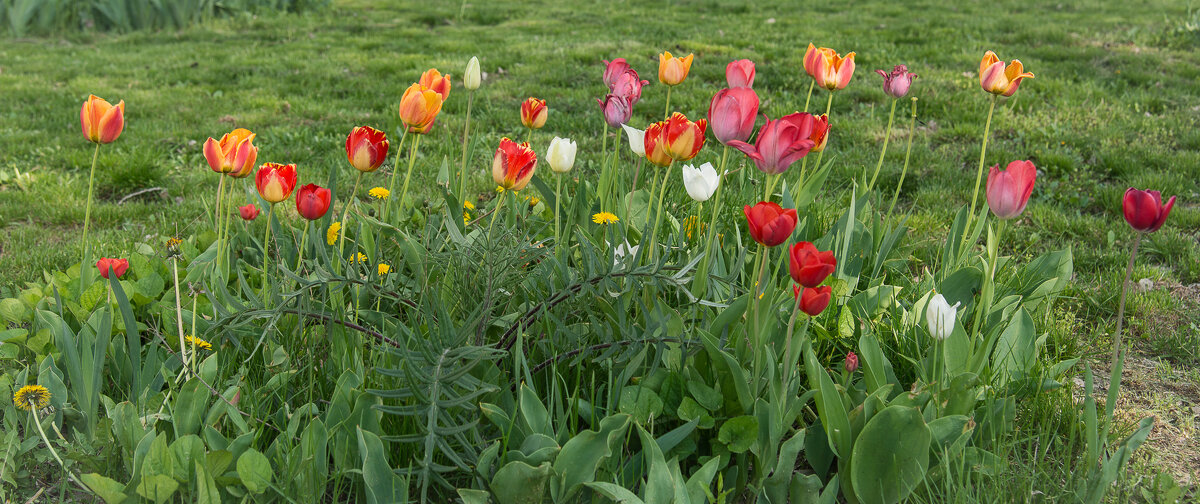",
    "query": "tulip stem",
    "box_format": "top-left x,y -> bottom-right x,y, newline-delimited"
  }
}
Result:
625,158 -> 643,225
488,190 -> 505,238
802,80 -> 815,113
783,291 -> 803,378
337,172 -> 364,273
172,259 -> 188,376
966,95 -> 998,243
220,179 -> 238,276
647,164 -> 672,262
867,98 -> 897,193
691,145 -> 729,298
663,87 -> 672,120
1109,233 -> 1141,382
459,91 -> 475,202
295,220 -> 310,274
804,92 -> 835,186
79,142 -> 101,292
398,134 -> 423,218
260,204 -> 275,308
752,243 -> 769,345
887,98 -> 919,220
554,175 -> 564,256
214,175 -> 227,275
970,220 -> 1004,340
384,129 -> 410,220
